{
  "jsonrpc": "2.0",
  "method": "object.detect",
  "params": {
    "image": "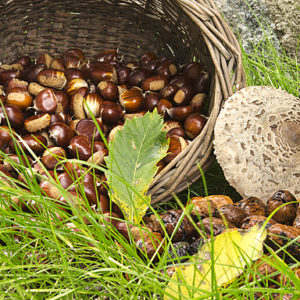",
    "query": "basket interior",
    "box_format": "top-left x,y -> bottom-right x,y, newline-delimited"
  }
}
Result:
0,0 -> 213,73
